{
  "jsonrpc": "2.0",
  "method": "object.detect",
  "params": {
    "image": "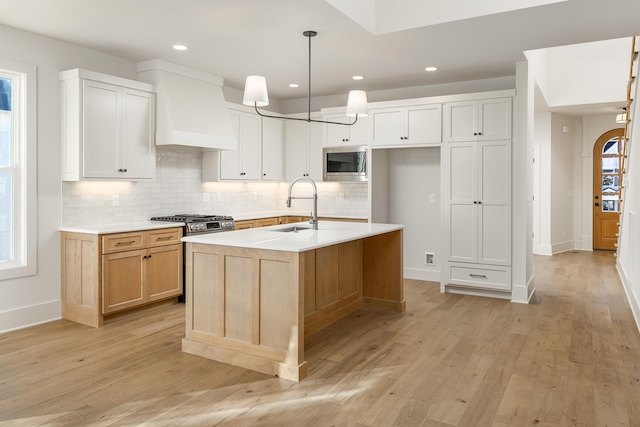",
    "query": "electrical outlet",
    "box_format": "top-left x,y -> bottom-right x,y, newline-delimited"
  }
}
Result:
202,193 -> 210,203
425,252 -> 435,265
216,192 -> 222,202
428,194 -> 435,203
252,192 -> 258,201
112,195 -> 119,206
